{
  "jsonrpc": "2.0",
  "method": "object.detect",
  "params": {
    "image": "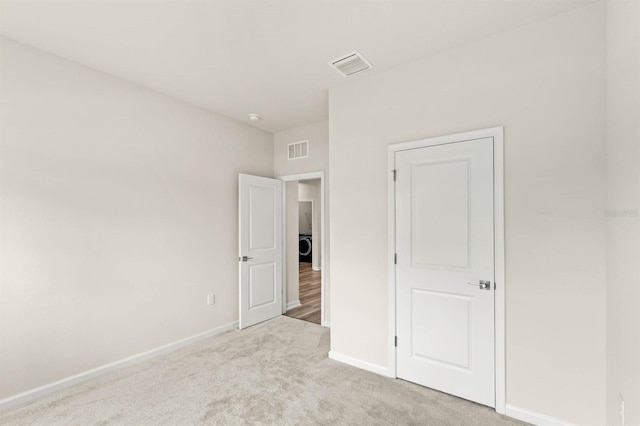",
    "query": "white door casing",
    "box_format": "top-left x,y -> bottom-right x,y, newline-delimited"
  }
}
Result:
389,127 -> 505,413
238,174 -> 283,329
